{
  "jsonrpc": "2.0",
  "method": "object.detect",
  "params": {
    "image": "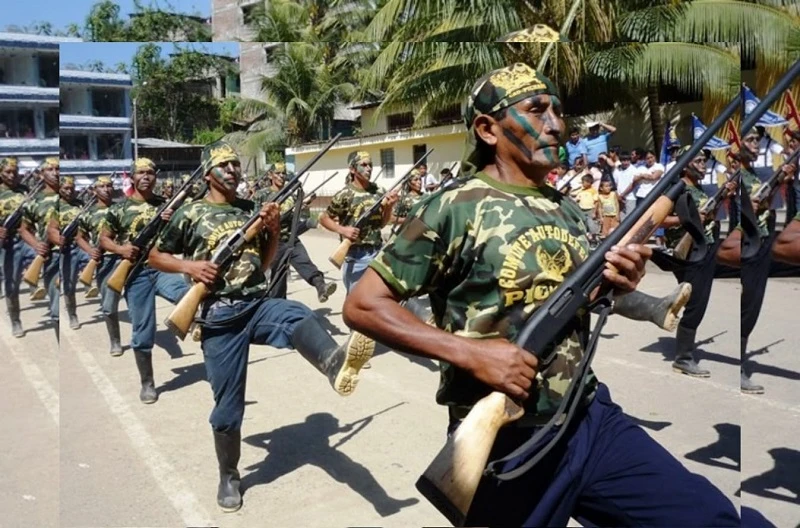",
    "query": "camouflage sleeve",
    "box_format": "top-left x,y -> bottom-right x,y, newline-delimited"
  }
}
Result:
326,188 -> 350,219
280,195 -> 295,215
156,206 -> 189,255
21,197 -> 37,228
369,200 -> 452,298
100,204 -> 121,237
